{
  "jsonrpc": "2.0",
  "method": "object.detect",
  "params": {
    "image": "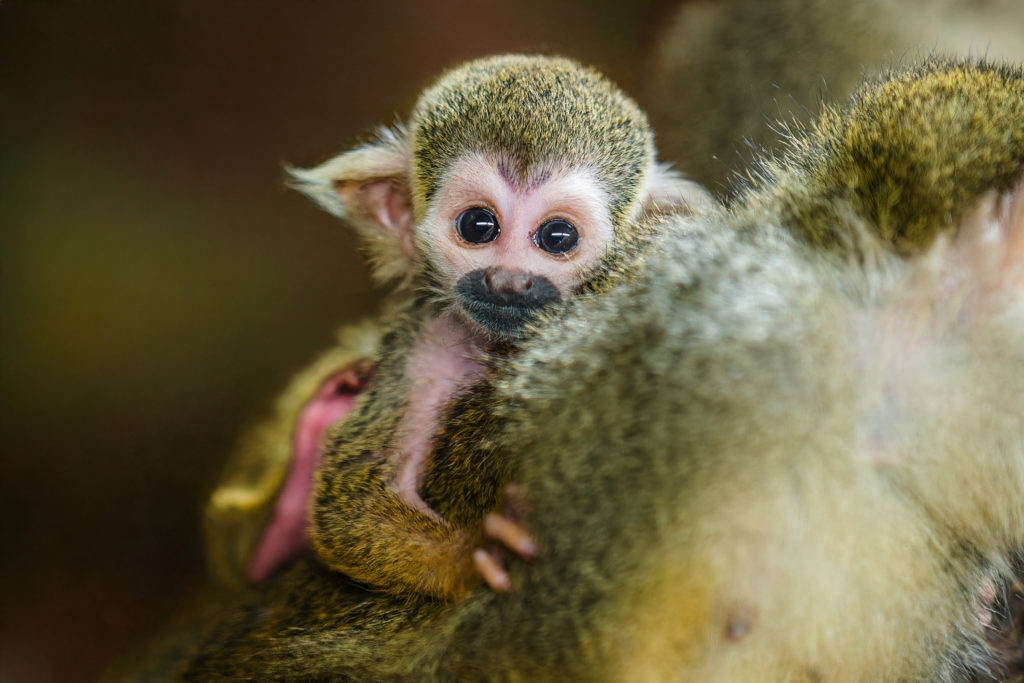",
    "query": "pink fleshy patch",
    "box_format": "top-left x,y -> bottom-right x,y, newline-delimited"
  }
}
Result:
247,363 -> 372,582
392,314 -> 486,519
